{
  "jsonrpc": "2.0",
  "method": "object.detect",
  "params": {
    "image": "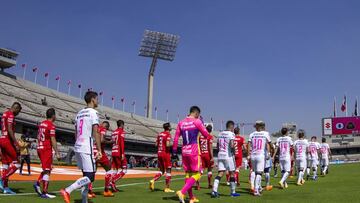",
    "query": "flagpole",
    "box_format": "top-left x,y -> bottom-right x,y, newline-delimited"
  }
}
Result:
166,110 -> 169,122
346,94 -> 348,117
79,87 -> 82,98
101,95 -> 104,106
144,107 -> 147,117
56,79 -> 60,91
46,76 -> 49,88
22,65 -> 26,79
177,114 -> 180,123
122,100 -> 125,112
68,83 -> 71,95
334,97 -> 337,117
34,71 -> 38,84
